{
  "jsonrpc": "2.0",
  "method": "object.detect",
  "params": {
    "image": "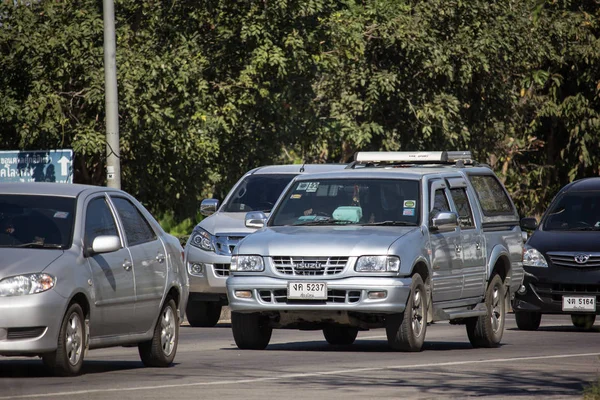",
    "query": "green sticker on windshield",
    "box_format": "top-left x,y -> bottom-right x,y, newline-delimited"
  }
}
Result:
403,200 -> 416,208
